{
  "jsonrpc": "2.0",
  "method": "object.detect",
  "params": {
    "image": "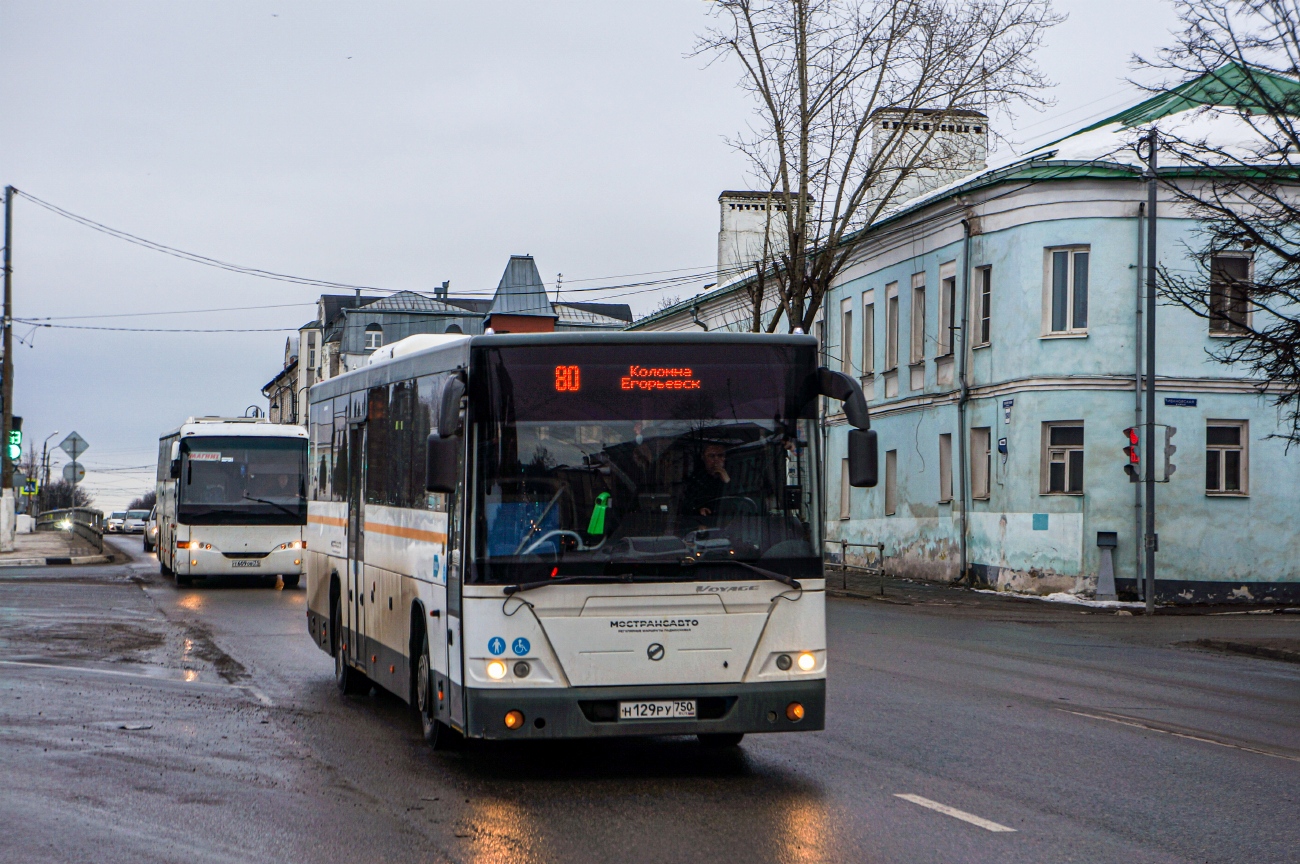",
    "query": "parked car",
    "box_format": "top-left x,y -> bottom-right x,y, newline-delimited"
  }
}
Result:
143,506 -> 158,553
105,512 -> 127,533
124,509 -> 149,534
